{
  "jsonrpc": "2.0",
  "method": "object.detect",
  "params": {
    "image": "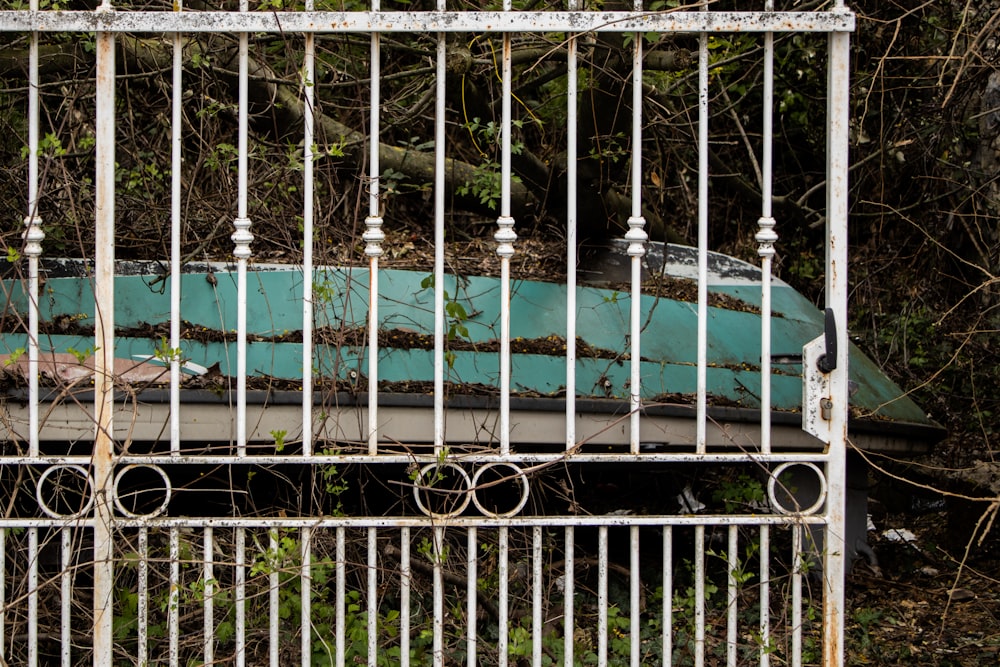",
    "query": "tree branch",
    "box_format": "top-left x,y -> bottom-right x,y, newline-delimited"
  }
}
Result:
123,35 -> 537,219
